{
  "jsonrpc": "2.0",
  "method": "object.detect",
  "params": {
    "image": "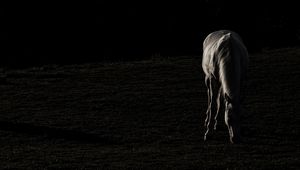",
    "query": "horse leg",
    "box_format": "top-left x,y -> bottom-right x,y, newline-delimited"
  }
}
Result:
224,104 -> 233,143
232,105 -> 242,143
224,103 -> 242,144
214,86 -> 222,130
227,119 -> 242,144
204,77 -> 214,141
204,76 -> 211,127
